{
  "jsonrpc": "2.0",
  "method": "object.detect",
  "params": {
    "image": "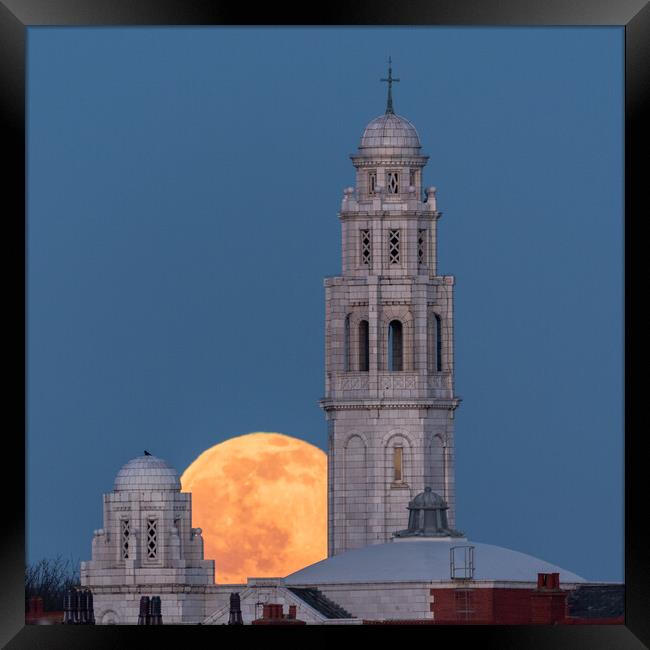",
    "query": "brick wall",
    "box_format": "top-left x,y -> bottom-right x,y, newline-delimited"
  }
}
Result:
430,578 -> 569,625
